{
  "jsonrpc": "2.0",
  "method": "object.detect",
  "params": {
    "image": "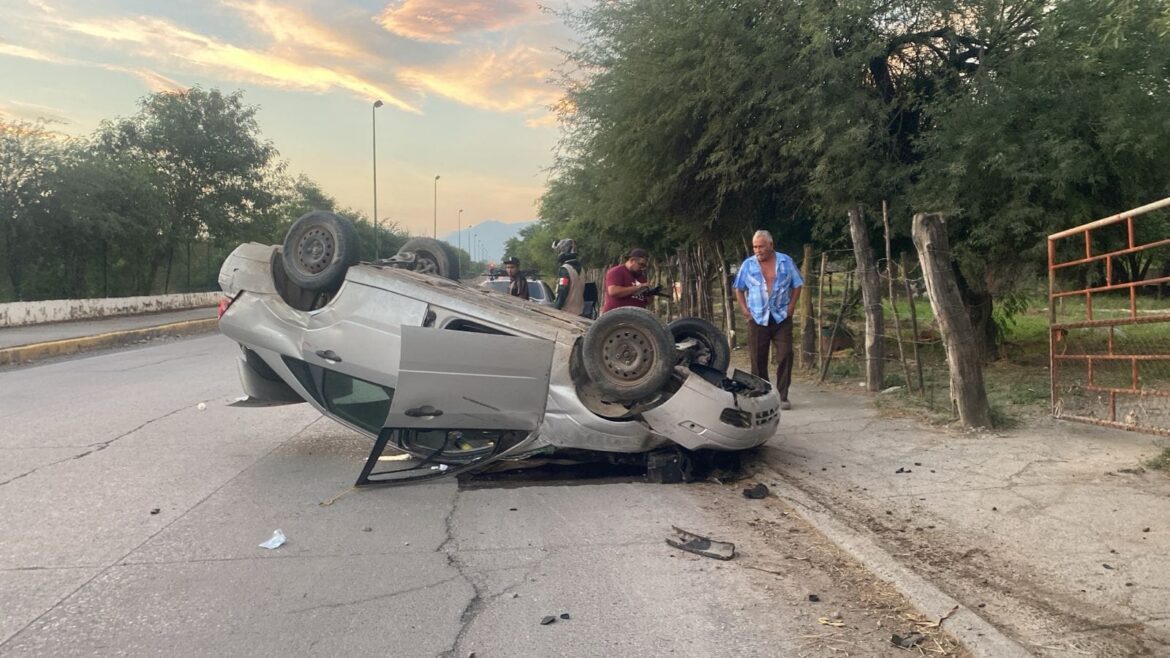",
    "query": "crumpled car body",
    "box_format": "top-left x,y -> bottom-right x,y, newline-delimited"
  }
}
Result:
217,242 -> 780,482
